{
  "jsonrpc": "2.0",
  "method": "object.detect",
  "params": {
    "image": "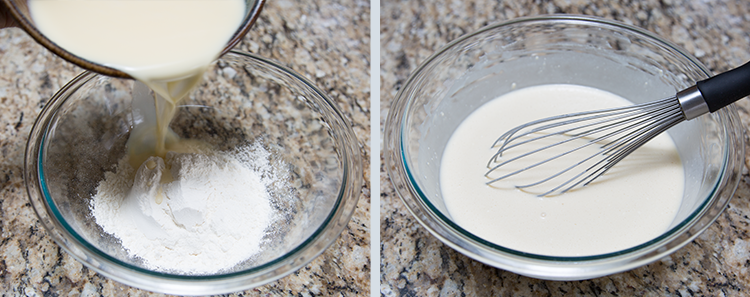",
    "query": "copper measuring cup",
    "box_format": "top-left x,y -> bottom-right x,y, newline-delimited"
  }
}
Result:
1,0 -> 265,78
